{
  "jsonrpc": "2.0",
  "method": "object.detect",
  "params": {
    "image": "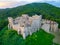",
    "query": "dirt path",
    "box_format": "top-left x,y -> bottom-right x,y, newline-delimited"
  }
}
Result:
51,30 -> 60,44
